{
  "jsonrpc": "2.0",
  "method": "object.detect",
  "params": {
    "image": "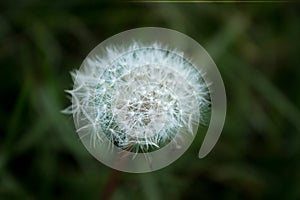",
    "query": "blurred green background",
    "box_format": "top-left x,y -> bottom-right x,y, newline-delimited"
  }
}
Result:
1,1 -> 300,200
